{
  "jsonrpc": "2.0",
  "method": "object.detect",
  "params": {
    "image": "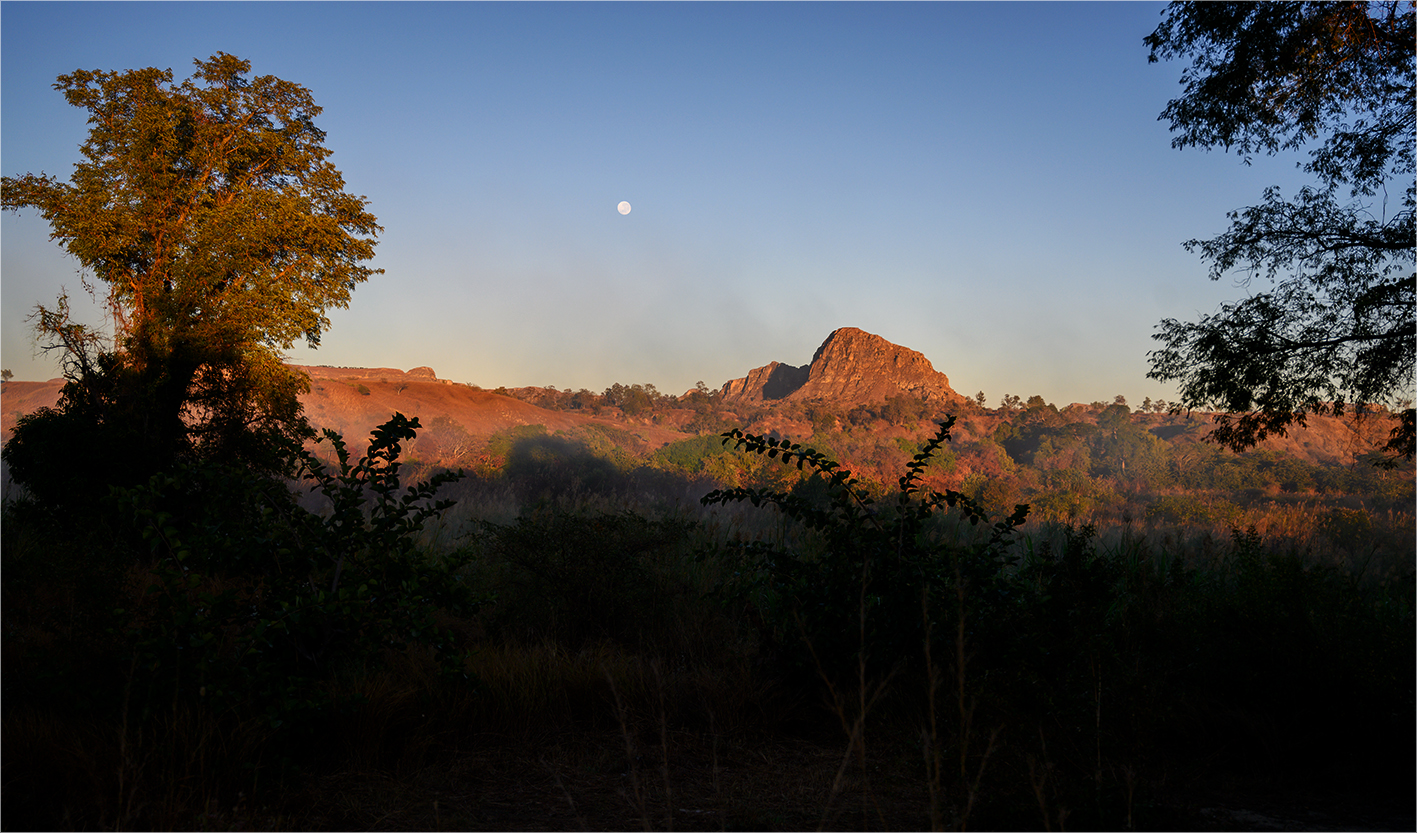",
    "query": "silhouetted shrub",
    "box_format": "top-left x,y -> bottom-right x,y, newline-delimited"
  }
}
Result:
116,414 -> 483,725
704,417 -> 1029,684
